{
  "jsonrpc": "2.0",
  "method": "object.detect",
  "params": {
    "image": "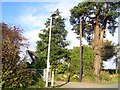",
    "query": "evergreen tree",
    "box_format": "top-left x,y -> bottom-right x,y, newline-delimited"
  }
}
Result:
101,40 -> 117,61
36,9 -> 69,72
70,2 -> 119,81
